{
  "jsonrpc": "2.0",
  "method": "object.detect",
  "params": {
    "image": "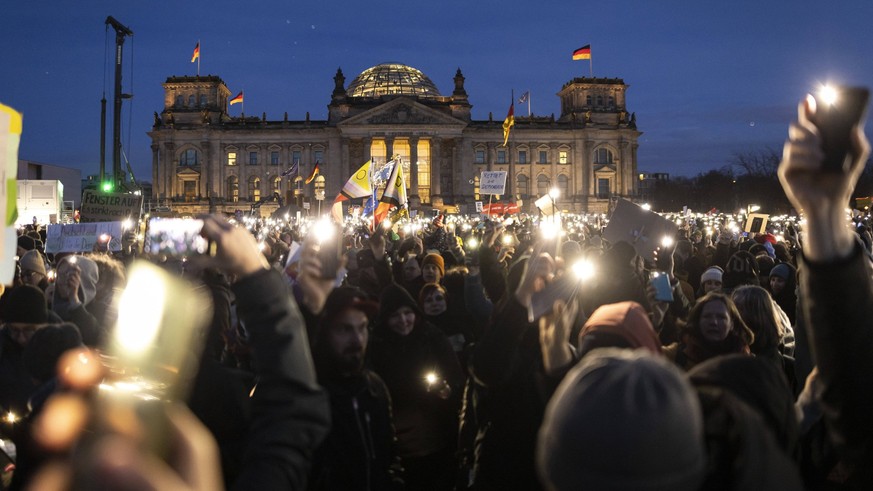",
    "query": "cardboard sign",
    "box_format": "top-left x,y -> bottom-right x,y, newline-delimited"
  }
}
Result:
475,201 -> 484,213
45,222 -> 124,253
480,171 -> 507,195
602,199 -> 679,262
481,202 -> 520,216
534,194 -> 557,216
744,213 -> 769,234
80,190 -> 142,223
